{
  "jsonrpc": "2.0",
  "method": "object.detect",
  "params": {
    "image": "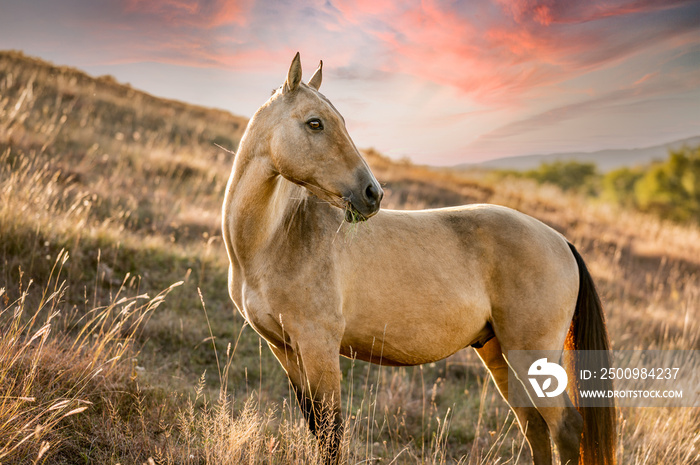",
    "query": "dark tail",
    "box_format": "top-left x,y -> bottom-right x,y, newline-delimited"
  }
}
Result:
565,242 -> 617,465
